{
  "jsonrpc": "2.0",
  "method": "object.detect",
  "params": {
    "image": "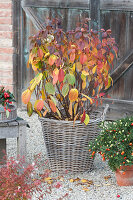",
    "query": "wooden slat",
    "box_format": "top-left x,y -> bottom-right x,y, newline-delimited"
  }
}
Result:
100,0 -> 133,11
103,98 -> 133,121
90,0 -> 100,30
22,0 -> 90,9
111,50 -> 133,84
